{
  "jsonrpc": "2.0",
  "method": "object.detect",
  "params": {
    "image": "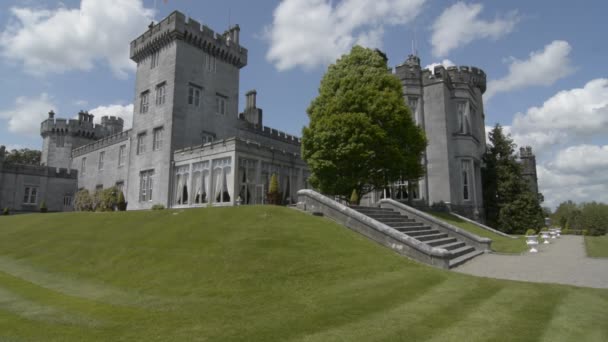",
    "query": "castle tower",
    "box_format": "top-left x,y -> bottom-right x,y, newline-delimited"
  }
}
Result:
125,11 -> 248,209
40,110 -> 115,169
100,116 -> 124,135
394,58 -> 488,221
520,146 -> 539,194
